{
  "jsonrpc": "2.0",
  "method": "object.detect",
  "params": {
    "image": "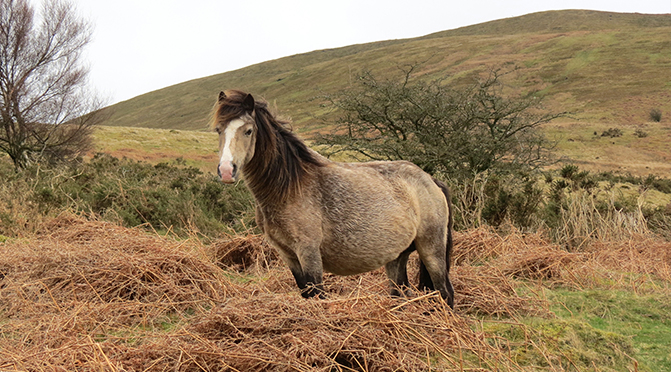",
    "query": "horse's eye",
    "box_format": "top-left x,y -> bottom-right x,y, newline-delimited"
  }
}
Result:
215,126 -> 222,134
244,128 -> 253,136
